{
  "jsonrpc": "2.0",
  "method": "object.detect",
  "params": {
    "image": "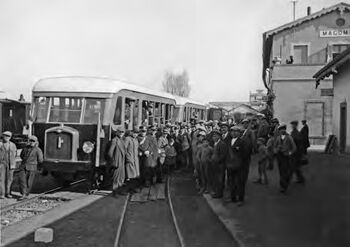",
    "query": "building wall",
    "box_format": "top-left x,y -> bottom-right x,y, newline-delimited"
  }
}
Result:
274,79 -> 333,145
272,10 -> 350,64
332,60 -> 350,153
